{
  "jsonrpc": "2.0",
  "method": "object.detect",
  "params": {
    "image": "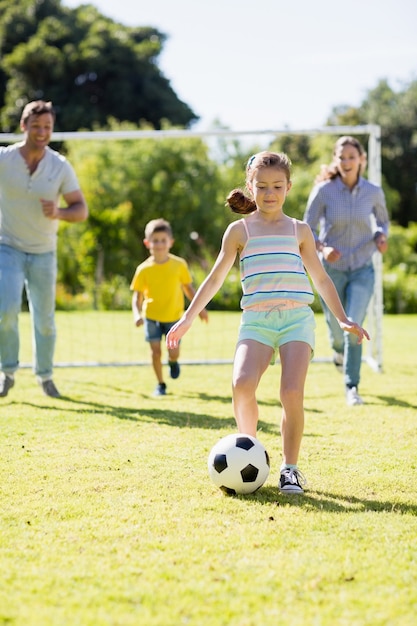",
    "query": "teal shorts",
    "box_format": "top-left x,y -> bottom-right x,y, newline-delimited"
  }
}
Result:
237,306 -> 316,362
